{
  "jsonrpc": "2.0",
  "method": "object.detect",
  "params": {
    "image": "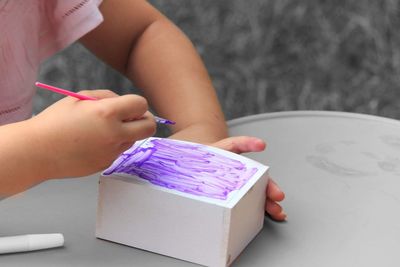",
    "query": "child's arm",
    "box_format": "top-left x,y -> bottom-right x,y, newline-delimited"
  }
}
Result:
80,0 -> 227,144
211,136 -> 287,221
0,90 -> 155,197
80,0 -> 285,221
